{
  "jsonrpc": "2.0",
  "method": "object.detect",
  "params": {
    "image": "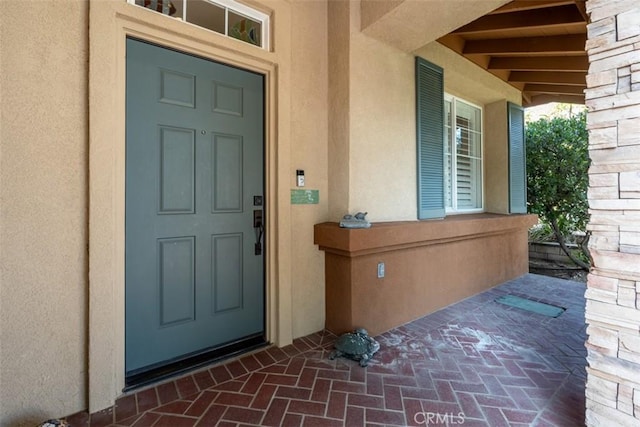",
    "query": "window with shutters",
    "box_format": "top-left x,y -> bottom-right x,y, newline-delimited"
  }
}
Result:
417,58 -> 524,219
444,95 -> 483,213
